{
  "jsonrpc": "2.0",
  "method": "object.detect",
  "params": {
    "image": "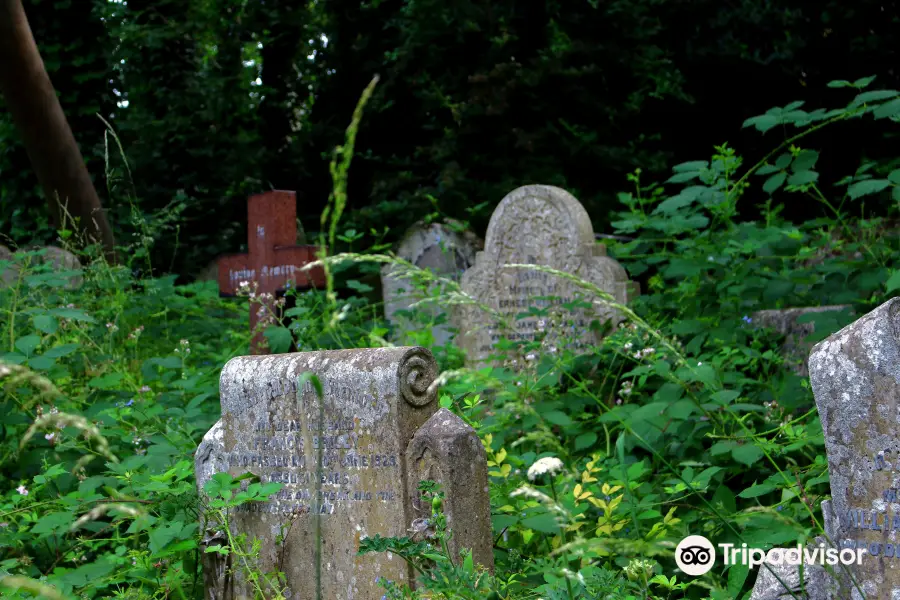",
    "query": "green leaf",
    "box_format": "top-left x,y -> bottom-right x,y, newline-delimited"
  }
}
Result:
149,521 -> 185,554
541,410 -> 573,427
886,271 -> 900,294
727,563 -> 750,598
762,172 -> 786,194
853,76 -> 877,88
667,400 -> 696,419
28,356 -> 56,371
710,390 -> 740,405
791,150 -> 819,172
743,114 -> 779,133
888,169 -> 900,185
732,444 -> 765,466
738,483 -> 776,498
492,514 -> 519,530
851,89 -> 899,107
827,79 -> 851,88
32,315 -> 58,334
574,432 -> 597,451
672,160 -> 708,172
521,512 -> 561,534
43,343 -> 79,358
874,98 -> 900,119
774,153 -> 793,169
14,335 -> 40,357
263,326 -> 293,354
48,307 -> 95,323
848,179 -> 891,200
31,511 -> 74,535
88,373 -> 124,390
787,170 -> 818,186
